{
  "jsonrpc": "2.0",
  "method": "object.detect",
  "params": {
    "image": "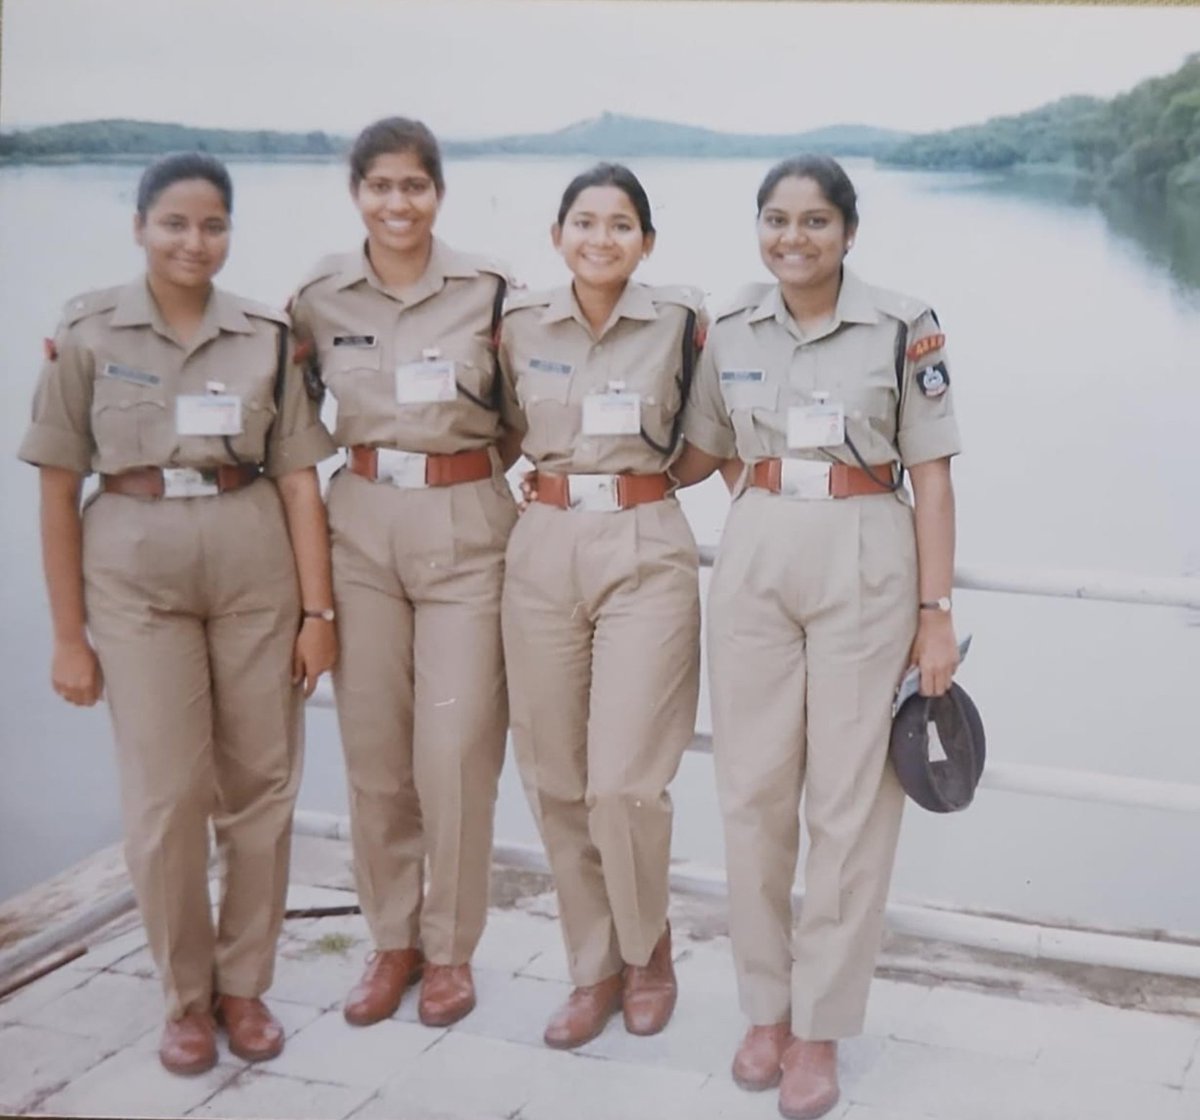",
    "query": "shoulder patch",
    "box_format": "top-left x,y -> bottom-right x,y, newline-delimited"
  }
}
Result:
501,287 -> 554,317
61,287 -> 122,327
906,333 -> 946,362
715,283 -> 771,322
651,284 -> 705,313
